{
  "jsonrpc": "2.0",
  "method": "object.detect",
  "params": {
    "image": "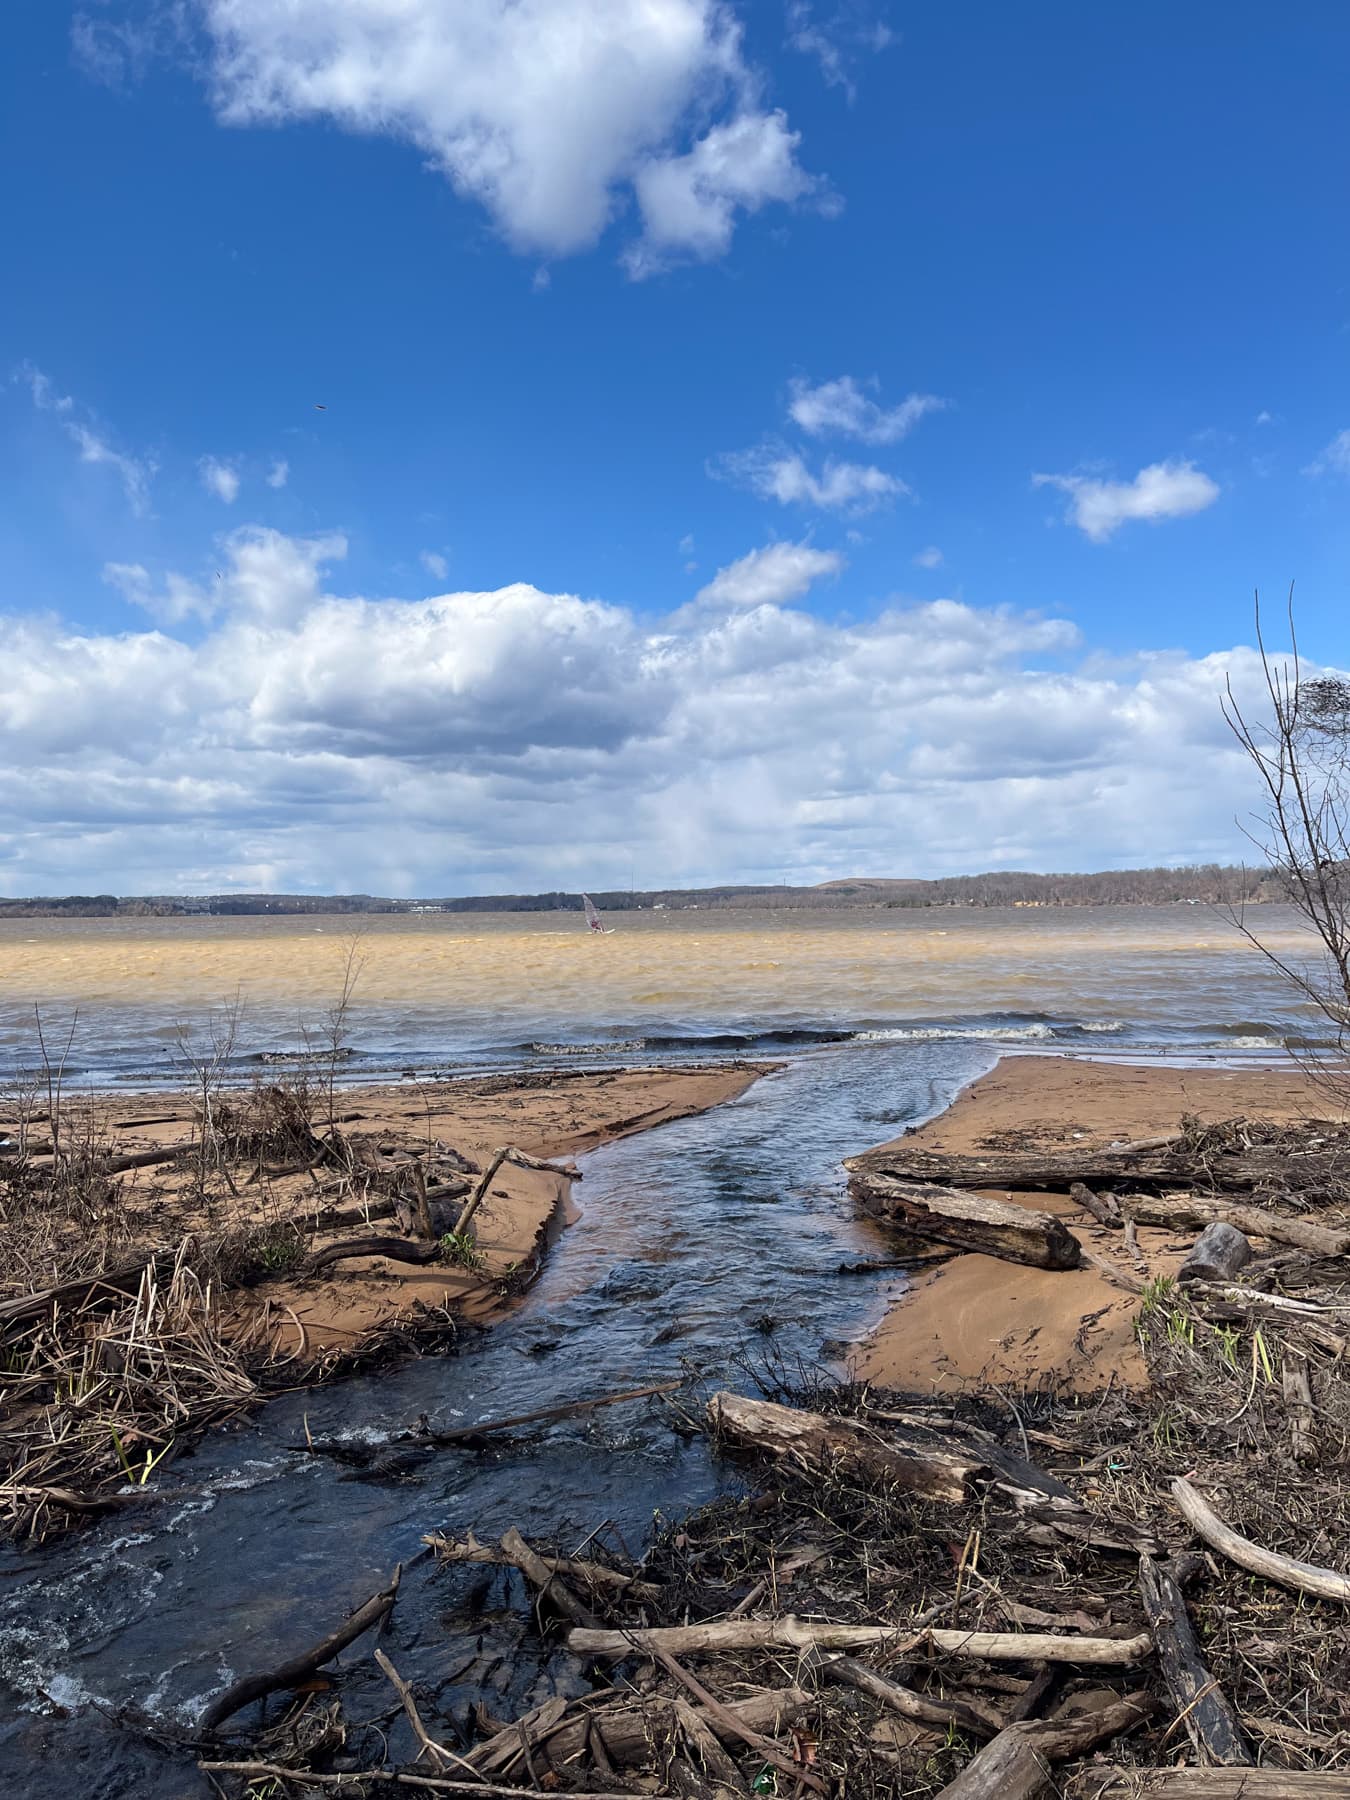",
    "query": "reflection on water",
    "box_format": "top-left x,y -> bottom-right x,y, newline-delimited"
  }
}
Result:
0,1039 -> 991,1798
0,904 -> 1324,1082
